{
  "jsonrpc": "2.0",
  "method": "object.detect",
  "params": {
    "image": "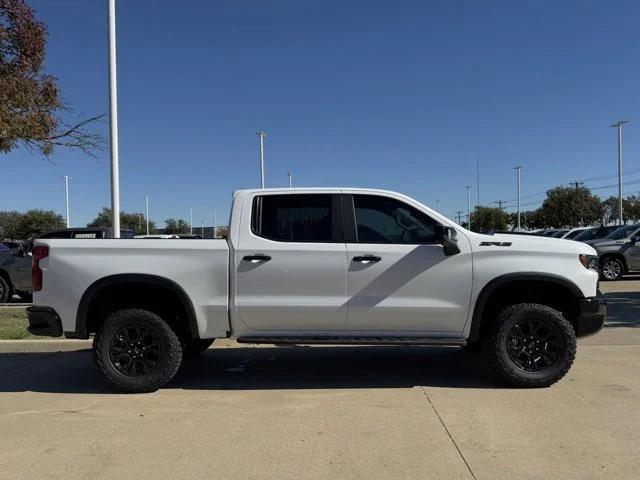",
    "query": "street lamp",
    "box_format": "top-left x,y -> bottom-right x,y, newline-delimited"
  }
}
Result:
108,0 -> 121,238
466,186 -> 471,227
257,130 -> 266,188
514,166 -> 522,231
61,176 -> 71,228
610,120 -> 629,225
145,194 -> 150,235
